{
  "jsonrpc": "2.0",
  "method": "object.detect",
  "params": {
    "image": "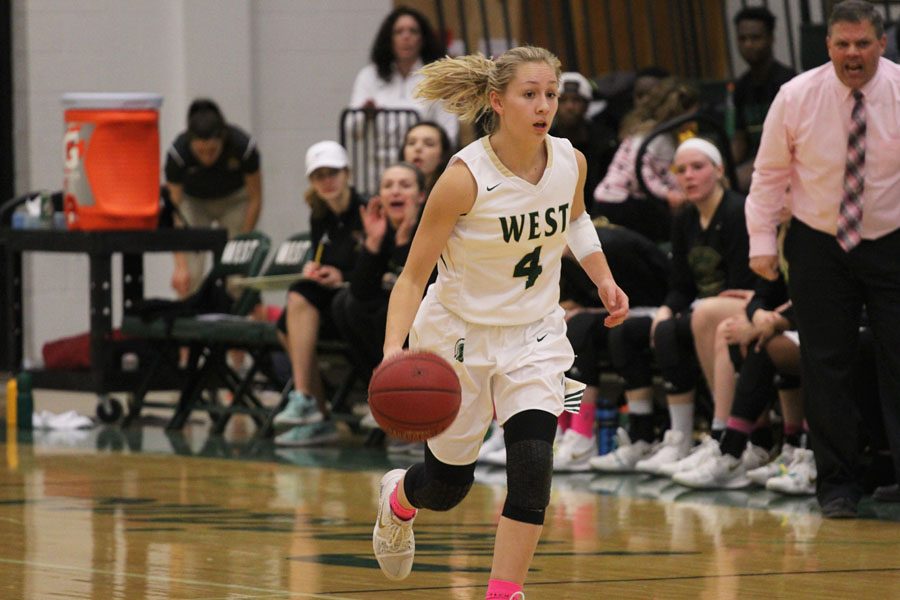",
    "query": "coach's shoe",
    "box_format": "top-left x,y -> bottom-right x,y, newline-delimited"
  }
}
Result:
273,390 -> 323,427
373,469 -> 416,581
635,430 -> 689,475
554,429 -> 596,472
766,449 -> 816,496
589,428 -> 652,473
747,443 -> 797,486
